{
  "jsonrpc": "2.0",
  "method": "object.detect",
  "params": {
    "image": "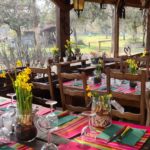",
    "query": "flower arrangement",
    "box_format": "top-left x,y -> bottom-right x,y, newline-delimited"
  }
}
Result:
86,85 -> 112,105
86,85 -> 112,127
64,40 -> 74,57
126,58 -> 138,74
90,51 -> 100,64
141,49 -> 148,57
50,46 -> 59,57
14,67 -> 33,117
0,60 -> 33,123
0,69 -> 6,78
94,58 -> 103,78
